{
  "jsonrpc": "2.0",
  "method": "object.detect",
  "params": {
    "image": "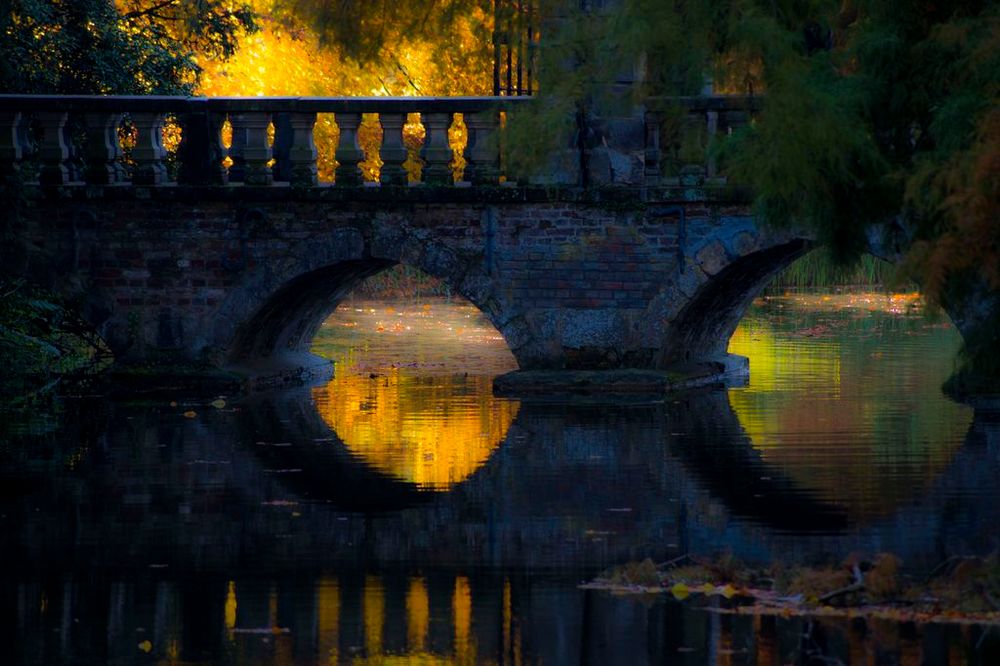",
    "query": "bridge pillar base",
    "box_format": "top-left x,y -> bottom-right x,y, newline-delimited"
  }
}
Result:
90,352 -> 334,397
493,354 -> 748,401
